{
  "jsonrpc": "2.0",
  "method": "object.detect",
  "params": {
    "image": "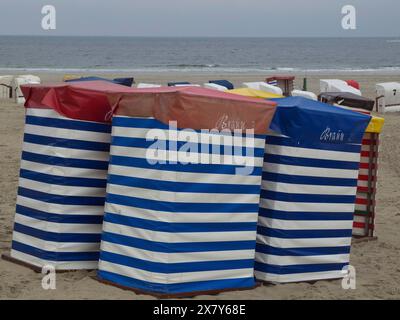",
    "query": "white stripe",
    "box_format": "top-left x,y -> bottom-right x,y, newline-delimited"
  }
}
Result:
14,214 -> 103,234
10,249 -> 98,270
24,123 -> 111,143
106,183 -> 260,204
23,142 -> 110,162
12,231 -> 100,252
103,221 -> 257,243
26,108 -> 63,118
19,177 -> 106,197
112,126 -> 266,148
266,144 -> 360,162
259,198 -> 356,213
105,202 -> 258,223
255,252 -> 350,266
258,216 -> 353,230
100,240 -> 255,264
256,235 -> 352,248
99,260 -> 253,285
254,270 -> 346,283
263,162 -> 359,179
17,195 -> 105,216
20,160 -> 108,180
110,145 -> 262,168
262,180 -> 357,196
108,164 -> 261,185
